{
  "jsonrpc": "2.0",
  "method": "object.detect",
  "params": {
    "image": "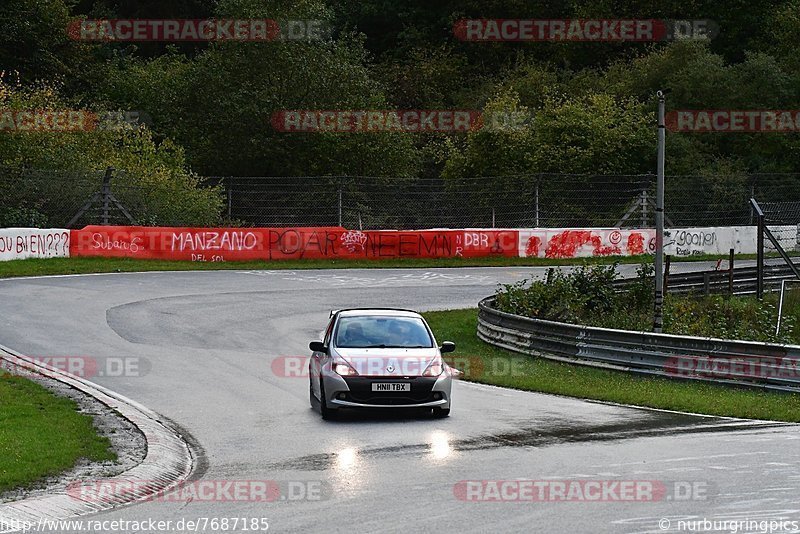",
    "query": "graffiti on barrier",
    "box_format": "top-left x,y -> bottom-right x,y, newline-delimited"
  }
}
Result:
0,228 -> 70,261
69,227 -> 519,261
520,229 -> 654,259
